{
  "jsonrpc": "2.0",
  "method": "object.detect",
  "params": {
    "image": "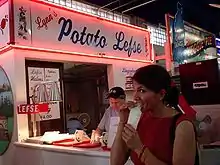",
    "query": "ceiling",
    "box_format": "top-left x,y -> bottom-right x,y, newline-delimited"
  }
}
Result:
63,63 -> 107,81
81,0 -> 220,35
